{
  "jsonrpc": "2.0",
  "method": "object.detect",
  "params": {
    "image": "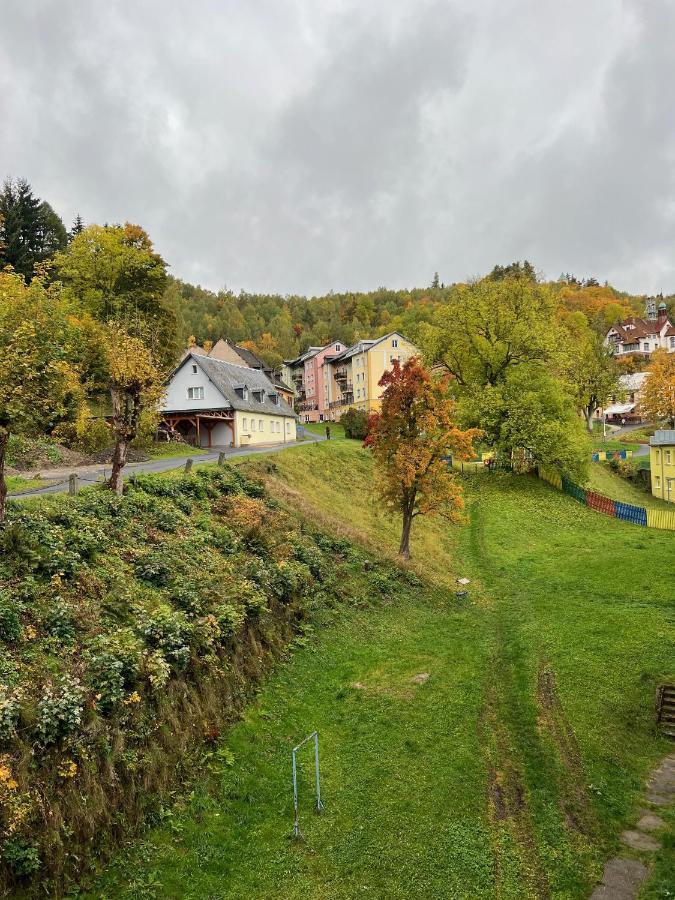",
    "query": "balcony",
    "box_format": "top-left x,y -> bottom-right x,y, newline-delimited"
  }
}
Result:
298,401 -> 319,413
334,366 -> 349,382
